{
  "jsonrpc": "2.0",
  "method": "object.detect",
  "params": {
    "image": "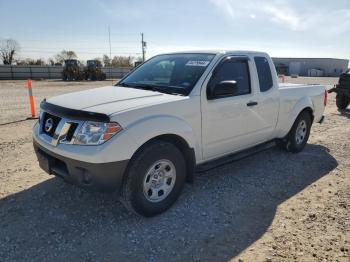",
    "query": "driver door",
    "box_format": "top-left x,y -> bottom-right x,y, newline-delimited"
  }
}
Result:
201,56 -> 267,160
